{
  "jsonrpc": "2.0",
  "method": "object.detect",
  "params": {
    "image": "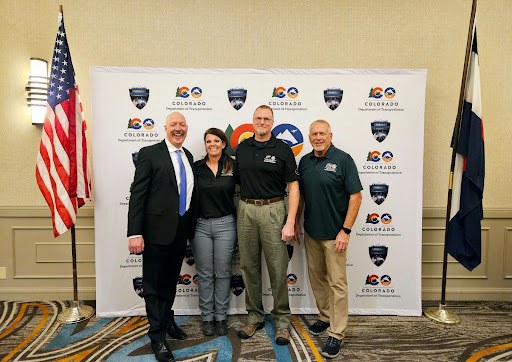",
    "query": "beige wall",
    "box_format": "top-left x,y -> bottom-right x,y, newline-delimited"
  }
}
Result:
0,1 -> 511,300
1,0 -> 511,208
